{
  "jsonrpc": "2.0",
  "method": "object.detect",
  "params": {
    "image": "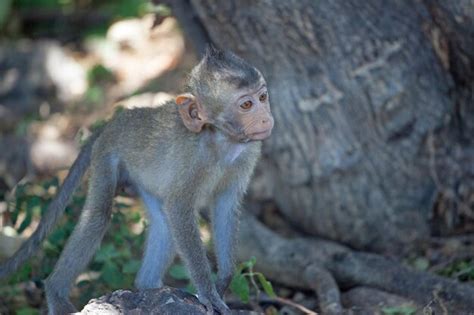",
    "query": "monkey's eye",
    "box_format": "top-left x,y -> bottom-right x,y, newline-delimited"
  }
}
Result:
240,100 -> 253,110
259,92 -> 267,102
